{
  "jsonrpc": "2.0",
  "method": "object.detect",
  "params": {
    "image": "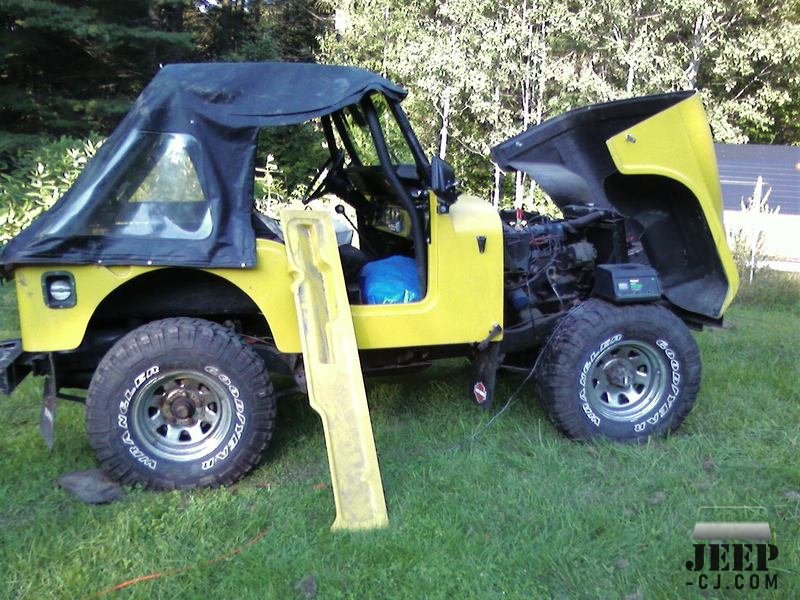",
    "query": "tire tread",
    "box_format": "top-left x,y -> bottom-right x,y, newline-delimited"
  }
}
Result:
534,299 -> 701,441
86,317 -> 276,489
